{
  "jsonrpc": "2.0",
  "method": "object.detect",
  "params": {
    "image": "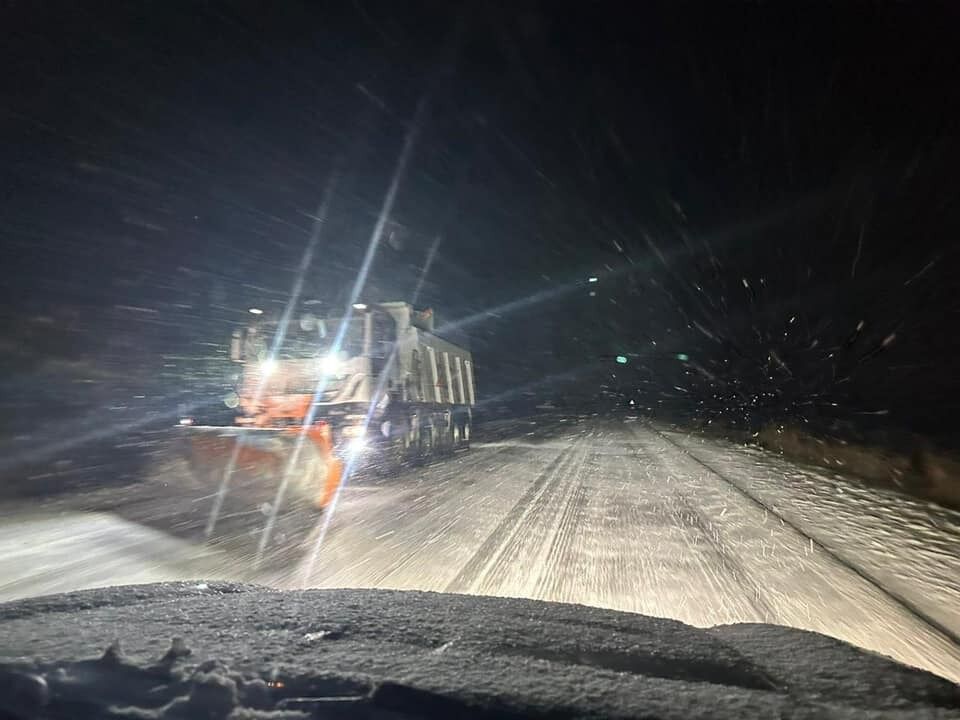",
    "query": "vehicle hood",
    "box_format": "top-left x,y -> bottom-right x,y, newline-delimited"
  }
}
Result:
0,583 -> 957,719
